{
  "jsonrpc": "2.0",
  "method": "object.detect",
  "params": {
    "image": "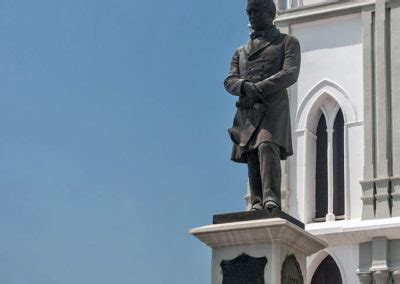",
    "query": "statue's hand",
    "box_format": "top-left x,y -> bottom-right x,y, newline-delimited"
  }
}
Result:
240,96 -> 254,108
243,82 -> 262,100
